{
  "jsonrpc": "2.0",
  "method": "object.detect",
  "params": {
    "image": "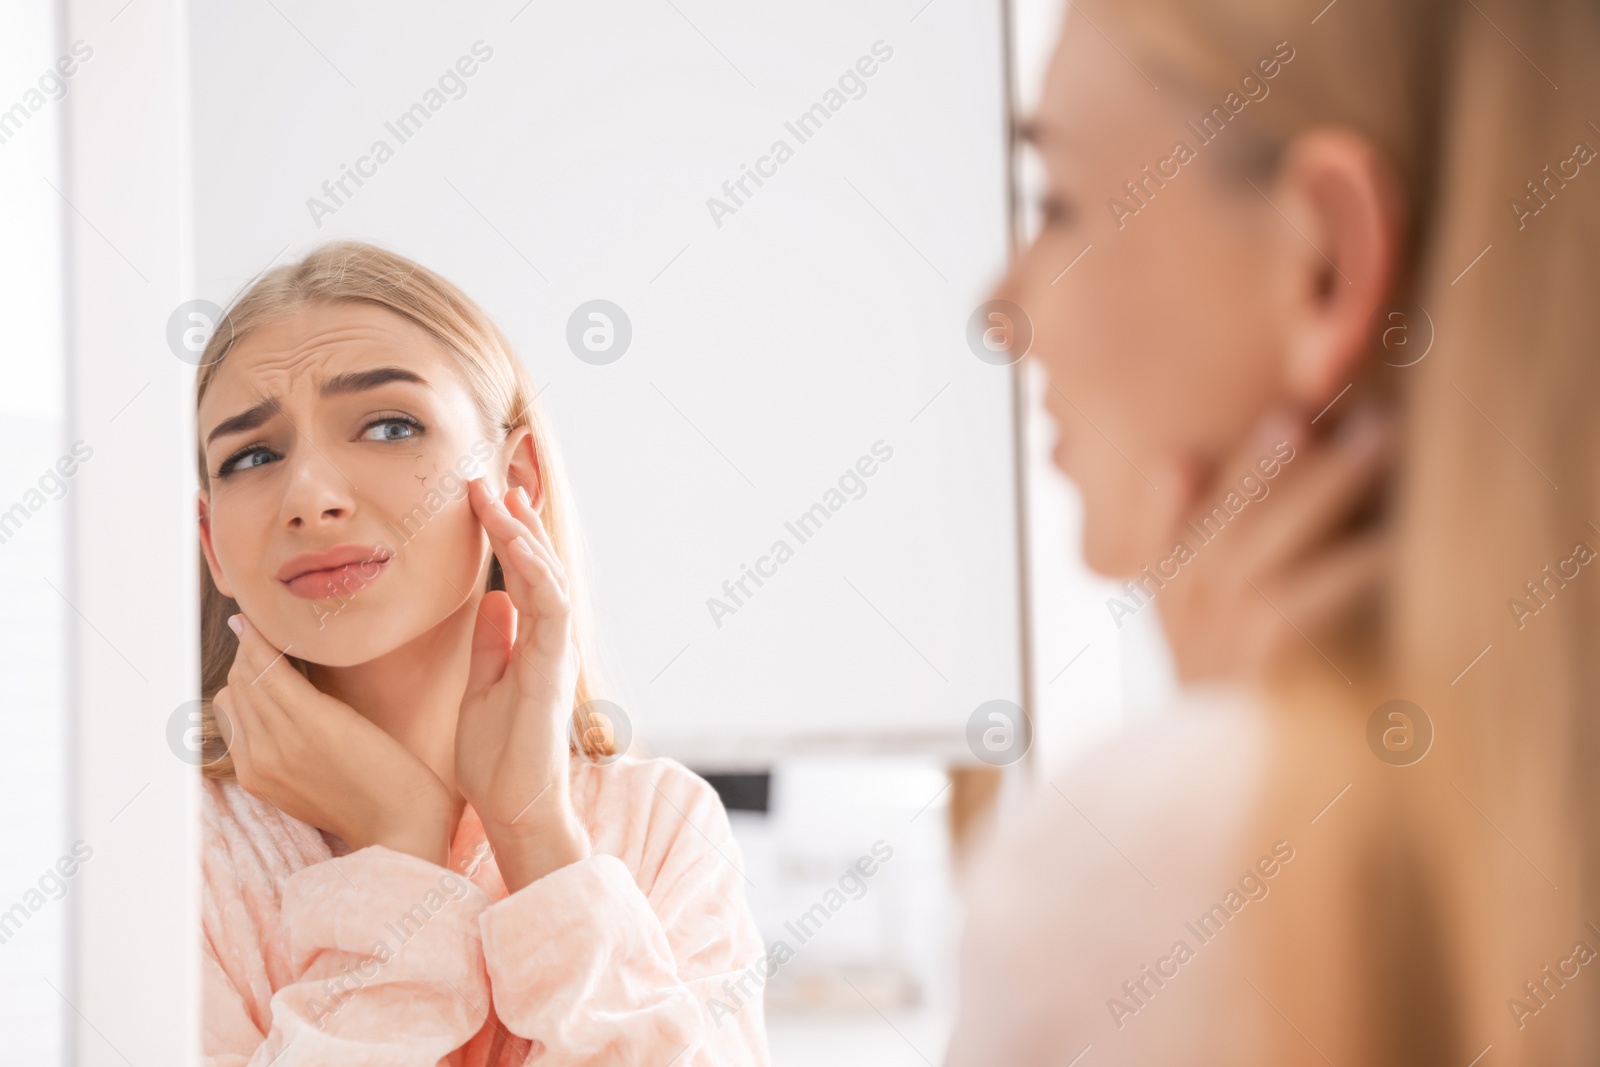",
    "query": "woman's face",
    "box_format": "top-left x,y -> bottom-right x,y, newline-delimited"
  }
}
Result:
197,300 -> 499,665
992,18 -> 1290,576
